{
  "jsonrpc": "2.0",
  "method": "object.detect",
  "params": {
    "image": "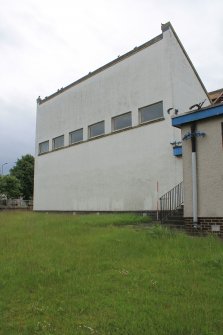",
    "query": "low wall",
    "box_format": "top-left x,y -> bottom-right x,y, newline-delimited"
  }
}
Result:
184,217 -> 223,237
0,199 -> 33,211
